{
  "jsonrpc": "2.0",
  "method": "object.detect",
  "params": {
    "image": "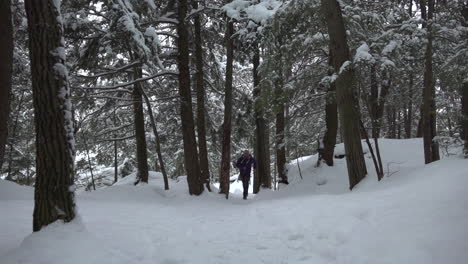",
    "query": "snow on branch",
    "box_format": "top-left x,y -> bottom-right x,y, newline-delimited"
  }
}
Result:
223,0 -> 283,24
74,70 -> 178,90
